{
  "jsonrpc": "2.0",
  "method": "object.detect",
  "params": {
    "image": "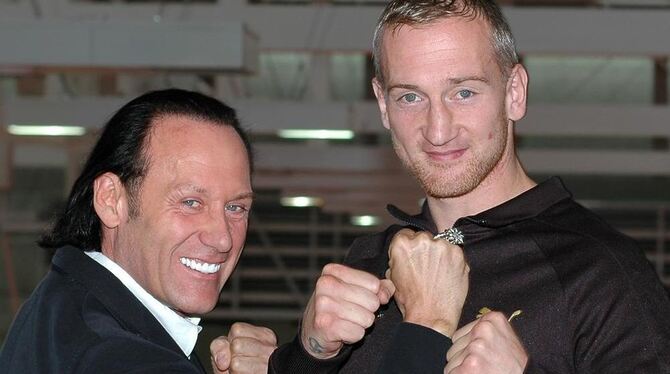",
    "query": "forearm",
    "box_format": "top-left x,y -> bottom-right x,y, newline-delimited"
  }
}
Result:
268,333 -> 351,374
375,322 -> 452,374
